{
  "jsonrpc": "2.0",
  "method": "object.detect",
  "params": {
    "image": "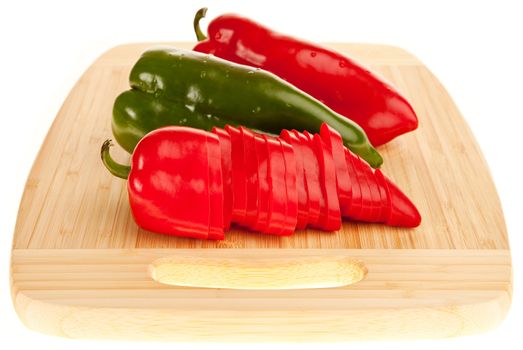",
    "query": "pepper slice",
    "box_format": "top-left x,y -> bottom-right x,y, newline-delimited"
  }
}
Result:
265,135 -> 287,235
280,139 -> 298,234
293,130 -> 321,226
279,130 -> 308,229
345,149 -> 366,221
320,124 -> 351,214
211,127 -> 232,229
303,130 -> 327,228
354,153 -> 374,222
371,170 -> 386,222
381,174 -> 421,227
360,156 -> 381,222
312,134 -> 341,231
374,169 -> 390,222
206,133 -> 225,239
225,125 -> 247,224
253,134 -> 270,231
240,126 -> 259,228
343,148 -> 360,218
